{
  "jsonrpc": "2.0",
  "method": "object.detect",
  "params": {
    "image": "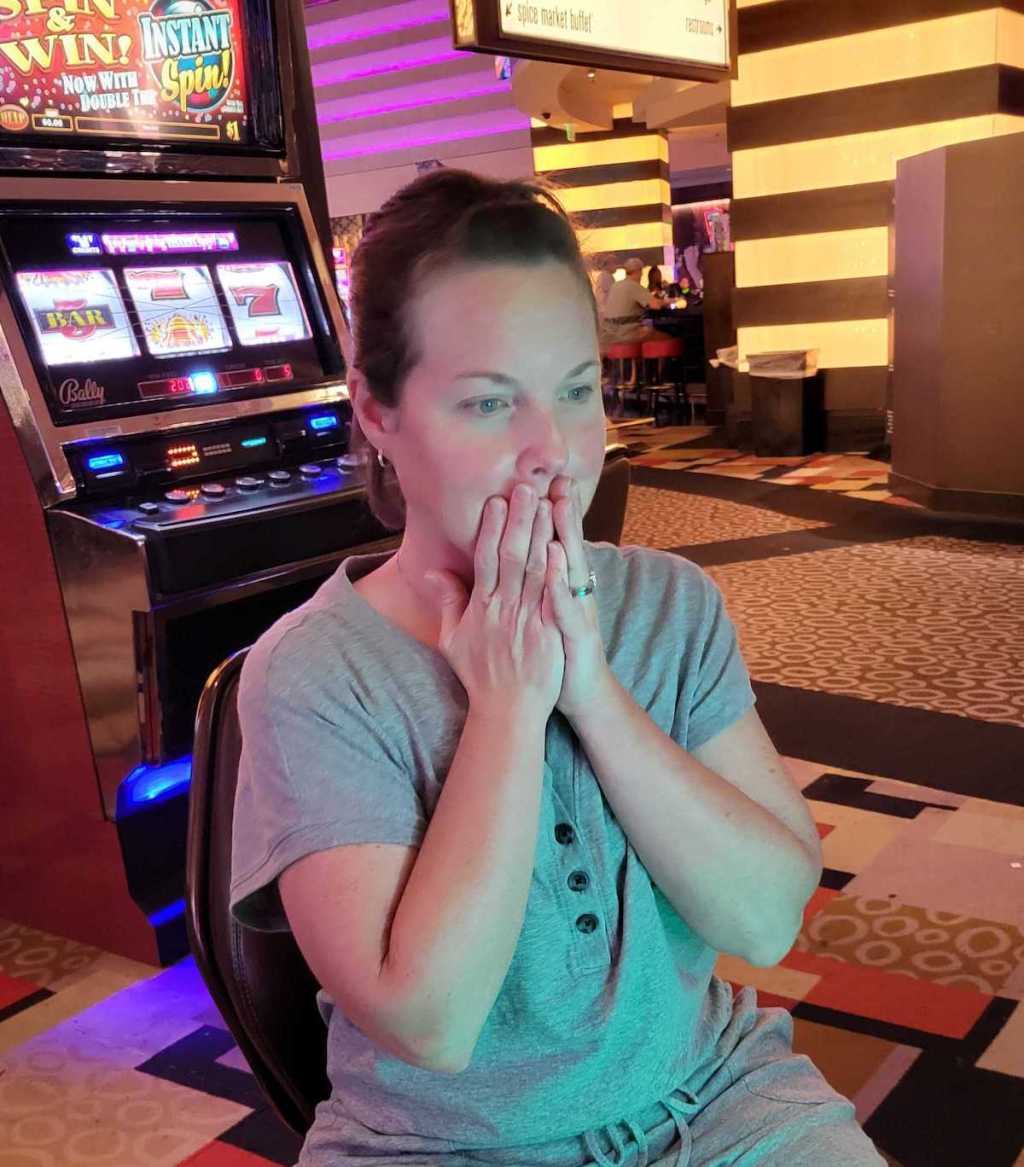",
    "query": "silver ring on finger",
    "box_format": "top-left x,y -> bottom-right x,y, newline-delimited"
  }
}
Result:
570,570 -> 597,599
